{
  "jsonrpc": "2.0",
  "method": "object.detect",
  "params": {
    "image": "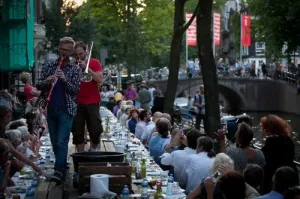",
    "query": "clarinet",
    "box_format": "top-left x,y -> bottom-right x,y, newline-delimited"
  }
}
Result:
46,57 -> 64,103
